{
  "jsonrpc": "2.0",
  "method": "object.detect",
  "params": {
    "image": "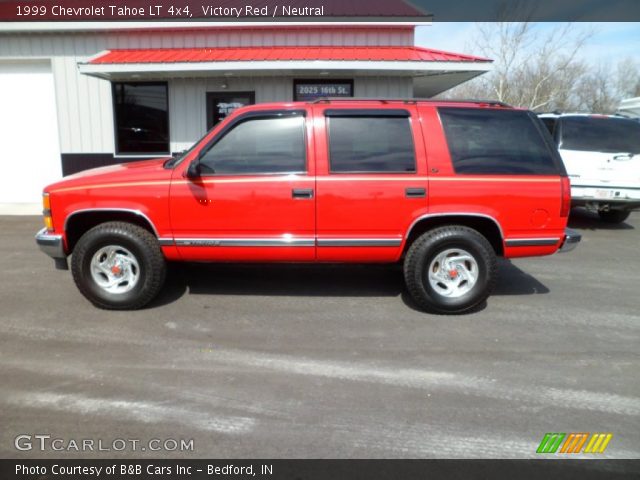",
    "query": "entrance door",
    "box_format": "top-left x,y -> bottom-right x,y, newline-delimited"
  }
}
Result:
206,92 -> 255,130
0,61 -> 61,210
